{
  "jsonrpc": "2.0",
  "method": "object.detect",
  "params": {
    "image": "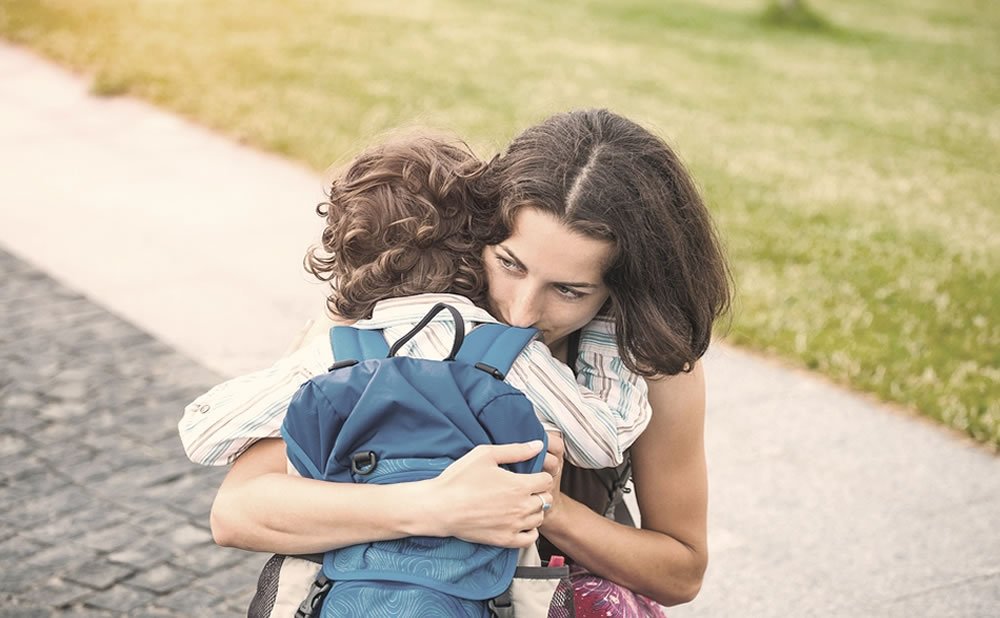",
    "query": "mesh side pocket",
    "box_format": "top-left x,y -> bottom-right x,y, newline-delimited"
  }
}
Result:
509,565 -> 573,618
546,577 -> 575,618
248,554 -> 323,618
247,554 -> 283,618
